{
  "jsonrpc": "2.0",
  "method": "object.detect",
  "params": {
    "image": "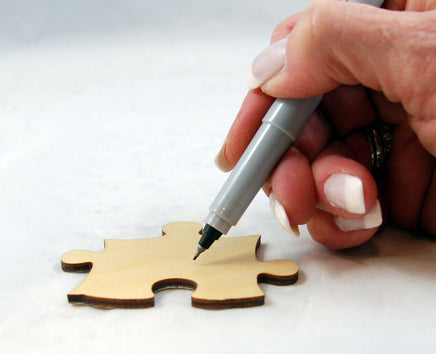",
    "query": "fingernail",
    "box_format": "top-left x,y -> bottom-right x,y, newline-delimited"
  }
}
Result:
246,37 -> 288,89
335,200 -> 382,232
214,142 -> 232,172
324,173 -> 366,214
269,193 -> 299,236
